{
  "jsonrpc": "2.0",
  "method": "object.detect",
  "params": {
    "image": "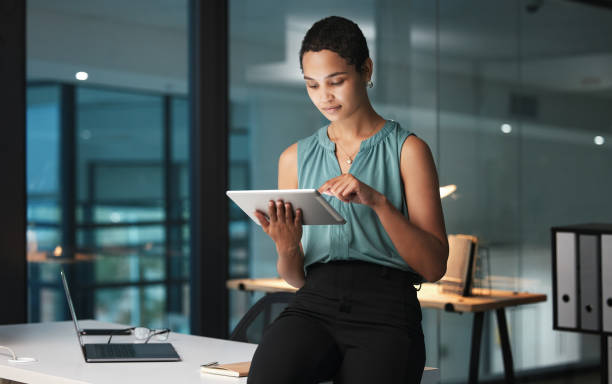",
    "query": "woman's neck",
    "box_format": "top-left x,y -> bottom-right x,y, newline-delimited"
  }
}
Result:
329,104 -> 385,141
